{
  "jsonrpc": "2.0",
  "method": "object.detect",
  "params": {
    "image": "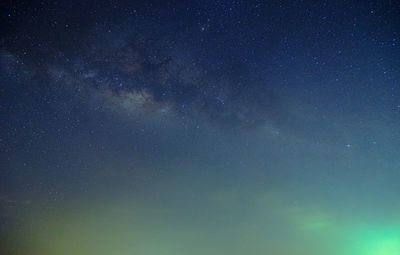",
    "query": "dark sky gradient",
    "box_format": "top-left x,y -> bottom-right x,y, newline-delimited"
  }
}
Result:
1,1 -> 400,254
